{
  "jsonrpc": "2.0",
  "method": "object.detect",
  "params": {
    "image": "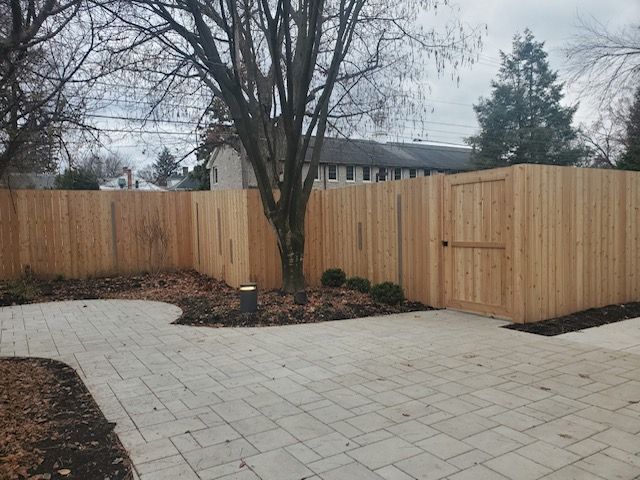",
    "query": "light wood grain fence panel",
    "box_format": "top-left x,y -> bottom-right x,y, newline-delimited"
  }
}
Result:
521,165 -> 640,323
190,190 -> 251,288
0,190 -> 194,280
286,177 -> 444,306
